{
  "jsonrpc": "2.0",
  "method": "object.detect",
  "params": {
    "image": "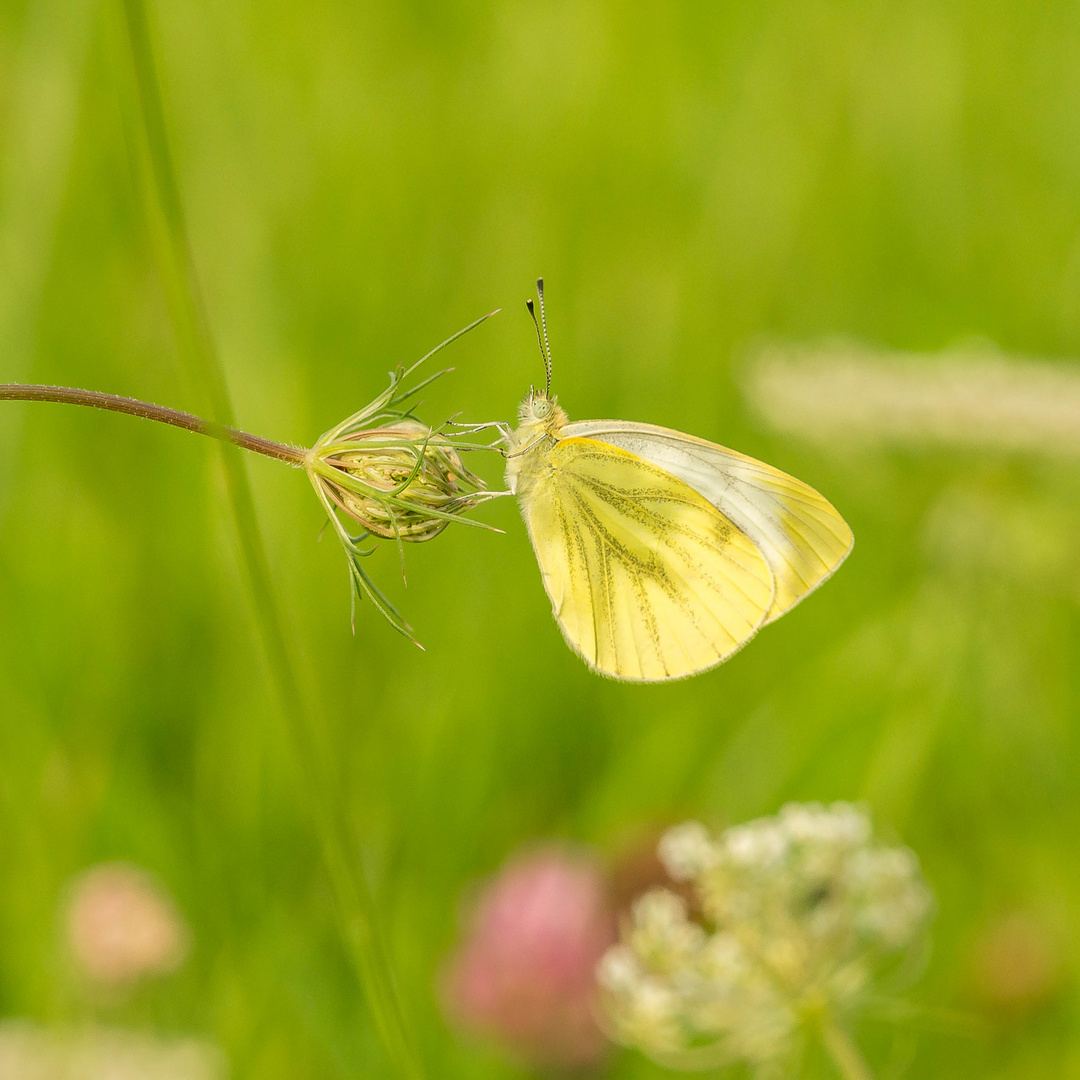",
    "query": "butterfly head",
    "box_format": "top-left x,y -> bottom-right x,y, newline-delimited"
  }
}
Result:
518,386 -> 567,430
507,385 -> 567,489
